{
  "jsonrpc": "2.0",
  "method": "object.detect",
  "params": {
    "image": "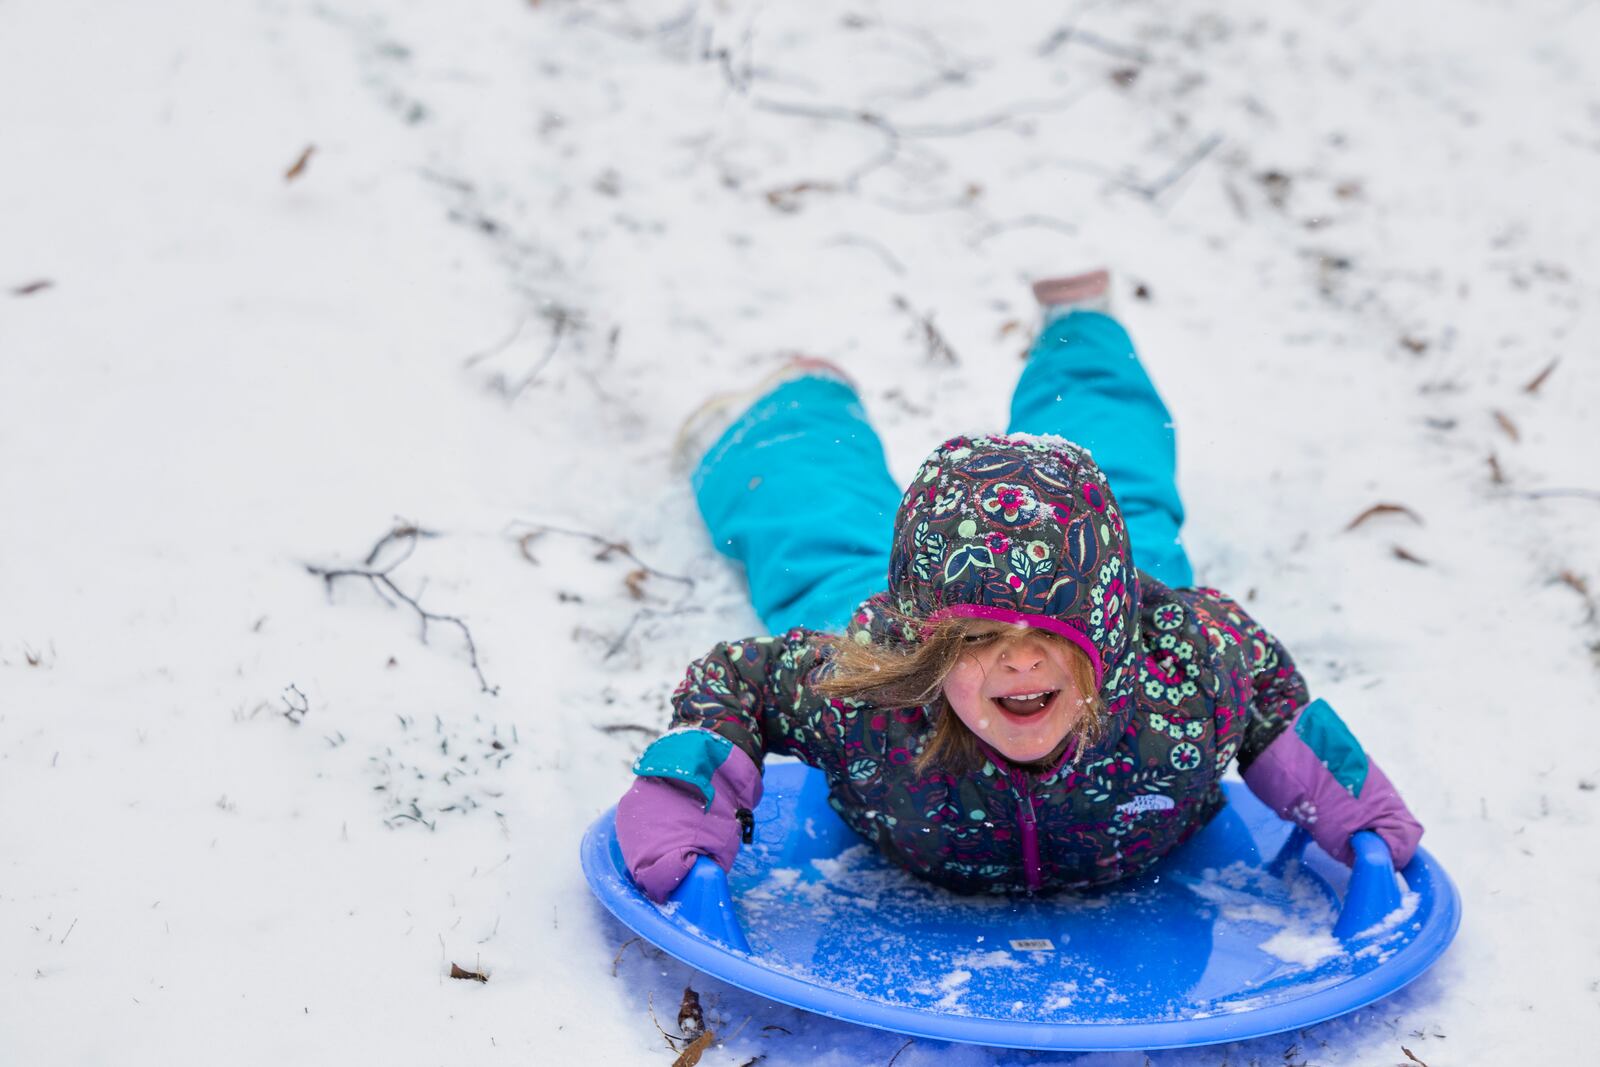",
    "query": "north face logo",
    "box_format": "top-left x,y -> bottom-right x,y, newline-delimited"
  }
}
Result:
1116,794 -> 1176,816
